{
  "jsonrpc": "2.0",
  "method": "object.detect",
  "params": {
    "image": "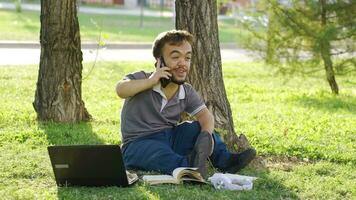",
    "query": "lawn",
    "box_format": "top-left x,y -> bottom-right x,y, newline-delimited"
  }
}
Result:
0,9 -> 250,44
0,61 -> 355,199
